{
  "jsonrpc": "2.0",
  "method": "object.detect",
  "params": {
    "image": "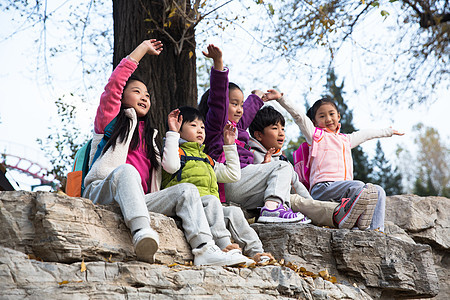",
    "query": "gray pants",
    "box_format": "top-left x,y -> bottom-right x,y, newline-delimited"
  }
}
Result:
84,164 -> 213,248
201,195 -> 232,249
310,180 -> 386,231
222,206 -> 264,257
224,160 -> 292,209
